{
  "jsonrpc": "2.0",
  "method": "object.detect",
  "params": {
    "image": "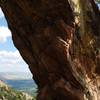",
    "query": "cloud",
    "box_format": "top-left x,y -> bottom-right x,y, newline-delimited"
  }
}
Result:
0,26 -> 11,43
0,50 -> 22,64
0,50 -> 30,72
0,50 -> 26,65
0,8 -> 4,18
